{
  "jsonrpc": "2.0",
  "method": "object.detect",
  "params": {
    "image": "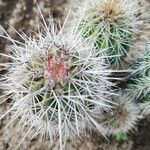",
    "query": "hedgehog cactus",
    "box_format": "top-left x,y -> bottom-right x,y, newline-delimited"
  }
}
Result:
0,19 -> 114,149
99,93 -> 139,135
127,43 -> 150,115
77,0 -> 141,69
